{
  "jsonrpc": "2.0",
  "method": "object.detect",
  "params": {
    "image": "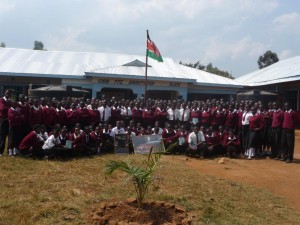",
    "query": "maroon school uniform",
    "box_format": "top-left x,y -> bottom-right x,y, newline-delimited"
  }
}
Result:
211,110 -> 226,127
69,132 -> 85,148
201,110 -> 212,127
18,102 -> 30,126
225,110 -> 238,130
76,107 -> 90,127
205,134 -> 218,146
223,135 -> 240,148
29,106 -> 43,128
162,128 -> 177,145
66,109 -> 79,127
132,107 -> 143,123
190,109 -> 201,126
56,109 -> 67,126
8,107 -> 24,127
153,107 -> 167,122
88,109 -> 100,127
142,109 -> 155,125
282,110 -> 298,129
43,106 -> 58,129
19,131 -> 41,151
272,109 -> 284,128
249,113 -> 265,131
